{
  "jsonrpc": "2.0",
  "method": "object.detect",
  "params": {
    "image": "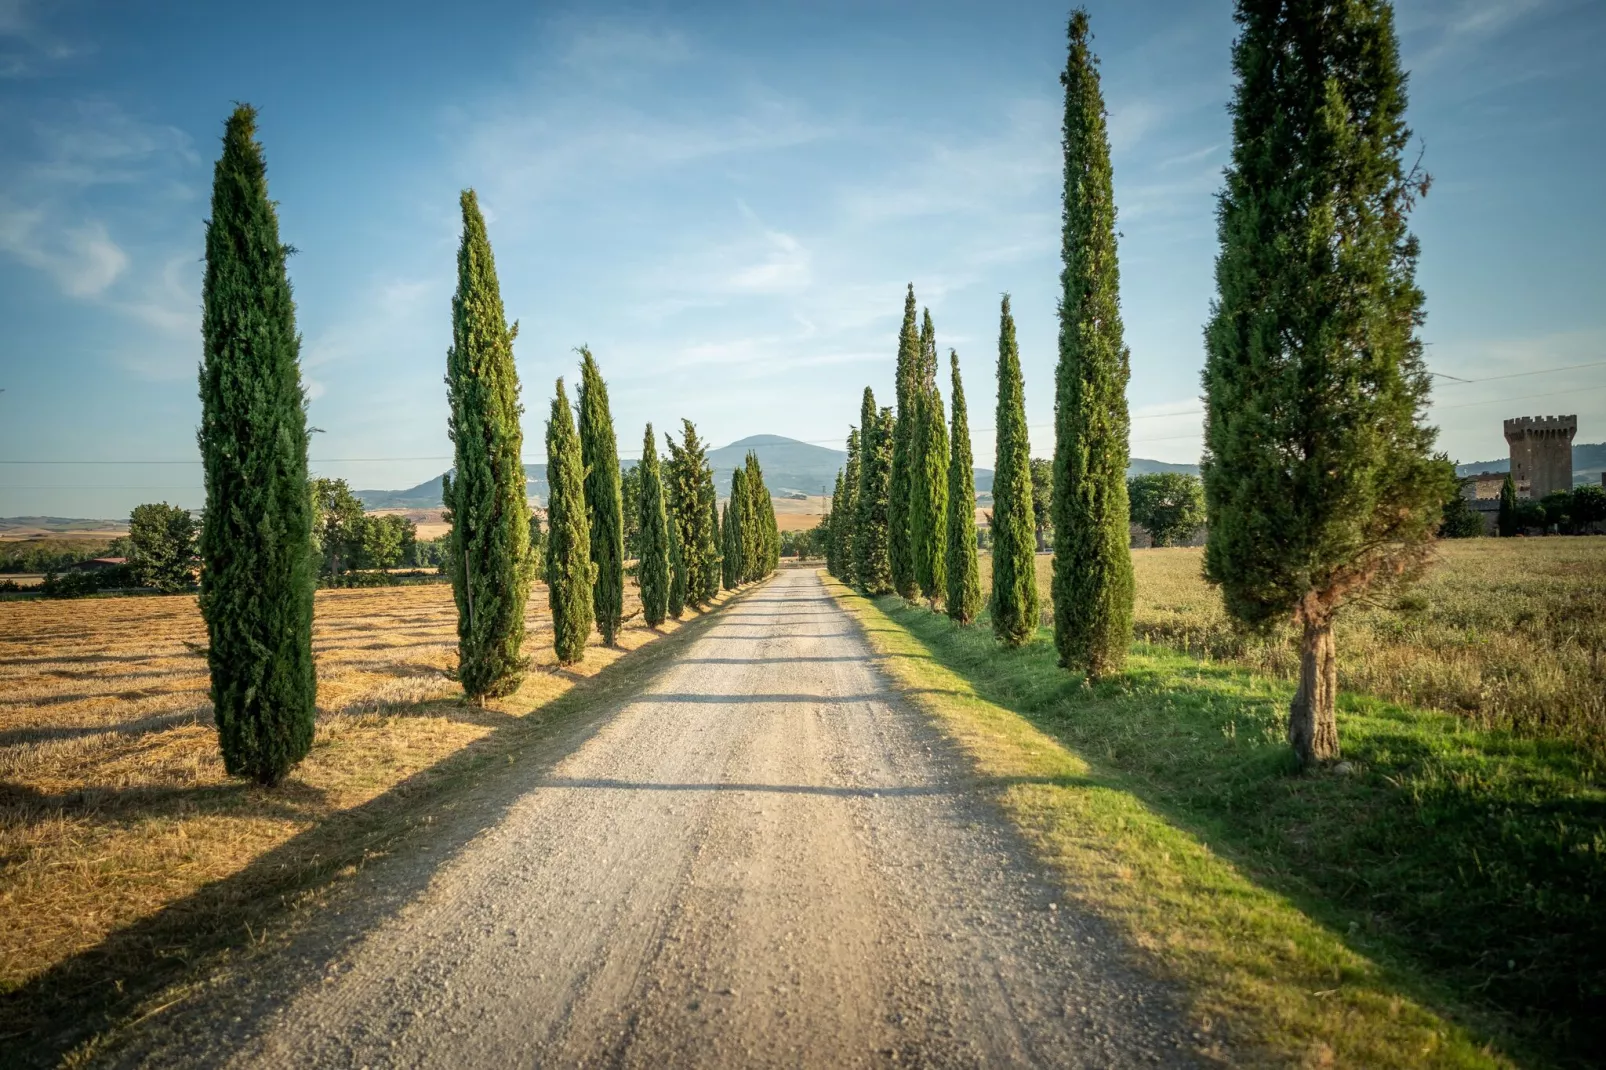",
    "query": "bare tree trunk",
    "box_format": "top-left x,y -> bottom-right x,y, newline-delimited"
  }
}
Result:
1289,618 -> 1339,766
